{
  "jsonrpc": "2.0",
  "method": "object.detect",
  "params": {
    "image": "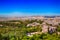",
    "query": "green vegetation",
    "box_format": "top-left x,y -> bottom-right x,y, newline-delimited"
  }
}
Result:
0,20 -> 60,40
